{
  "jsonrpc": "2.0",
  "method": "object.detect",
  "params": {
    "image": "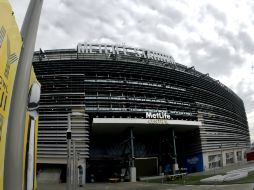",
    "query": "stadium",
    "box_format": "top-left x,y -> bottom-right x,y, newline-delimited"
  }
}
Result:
33,43 -> 251,182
